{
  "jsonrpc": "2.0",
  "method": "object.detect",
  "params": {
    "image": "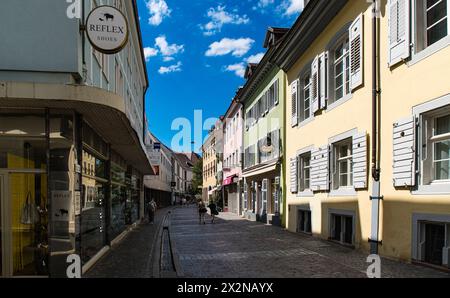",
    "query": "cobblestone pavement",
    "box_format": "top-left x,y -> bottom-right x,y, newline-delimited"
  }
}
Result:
171,206 -> 450,278
84,207 -> 171,278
